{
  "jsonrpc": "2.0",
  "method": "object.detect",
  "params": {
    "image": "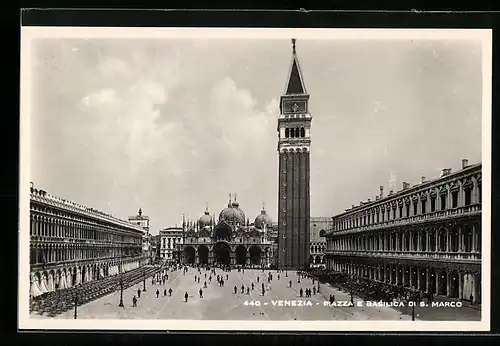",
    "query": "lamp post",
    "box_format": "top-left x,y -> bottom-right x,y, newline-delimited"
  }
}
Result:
143,270 -> 147,292
412,299 -> 415,321
73,290 -> 78,319
118,246 -> 124,307
119,277 -> 124,307
411,292 -> 416,321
